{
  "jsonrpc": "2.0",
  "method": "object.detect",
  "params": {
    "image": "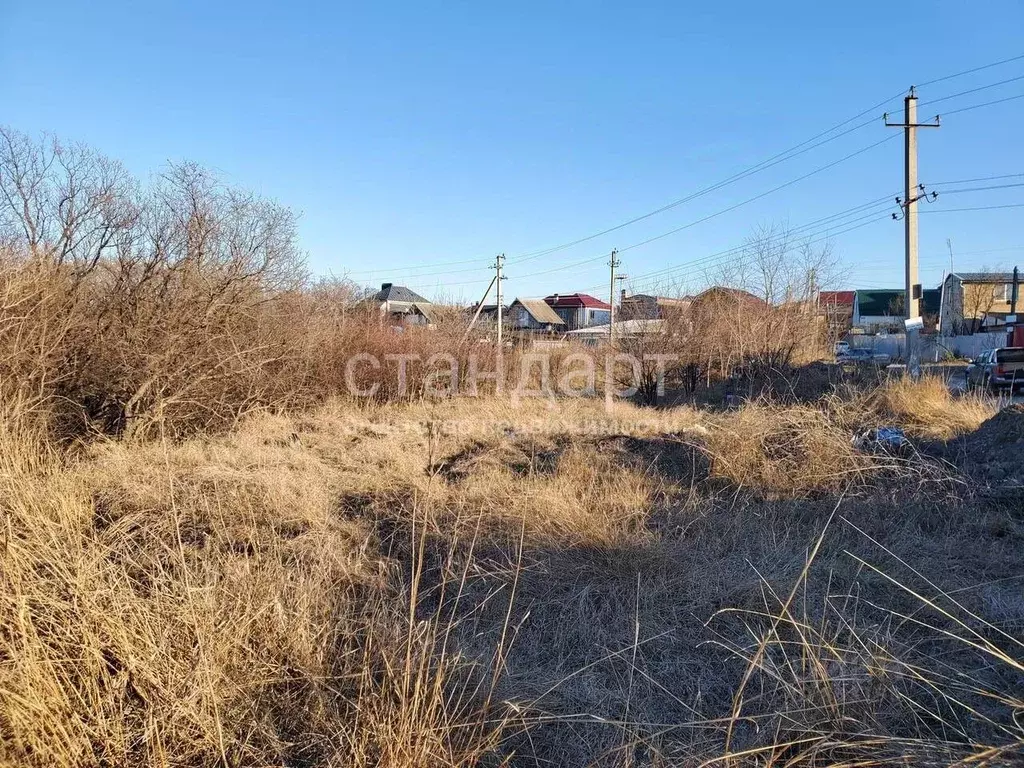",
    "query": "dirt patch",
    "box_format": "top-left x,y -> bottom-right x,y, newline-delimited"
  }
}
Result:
959,404 -> 1024,489
594,434 -> 711,485
431,435 -> 567,483
433,433 -> 711,488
